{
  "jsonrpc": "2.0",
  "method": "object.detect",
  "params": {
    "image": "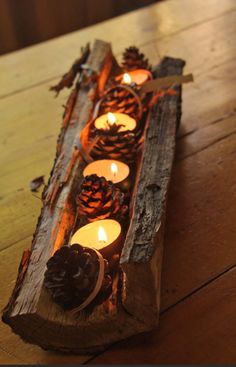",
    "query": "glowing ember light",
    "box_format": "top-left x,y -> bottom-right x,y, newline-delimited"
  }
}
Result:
111,162 -> 118,177
98,226 -> 108,244
71,219 -> 121,250
107,112 -> 116,125
123,73 -> 132,84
